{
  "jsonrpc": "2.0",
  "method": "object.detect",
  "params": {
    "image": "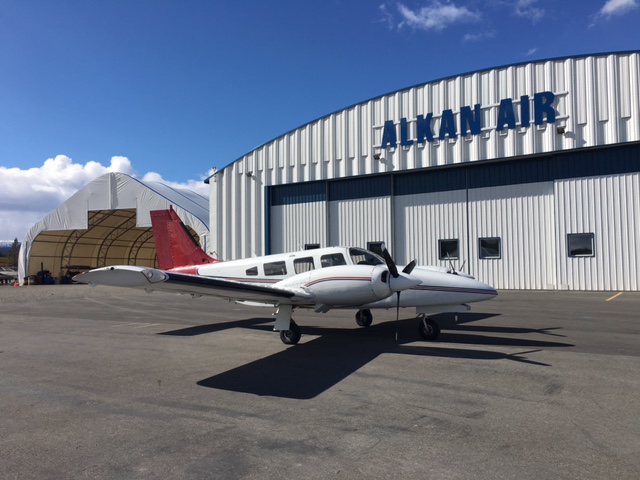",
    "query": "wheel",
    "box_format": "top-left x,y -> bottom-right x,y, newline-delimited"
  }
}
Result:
279,320 -> 301,345
418,317 -> 440,341
355,309 -> 373,327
